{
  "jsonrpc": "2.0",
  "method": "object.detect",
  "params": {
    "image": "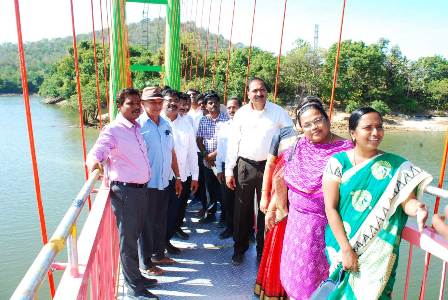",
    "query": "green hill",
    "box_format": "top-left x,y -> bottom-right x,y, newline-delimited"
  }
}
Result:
0,18 -> 242,94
